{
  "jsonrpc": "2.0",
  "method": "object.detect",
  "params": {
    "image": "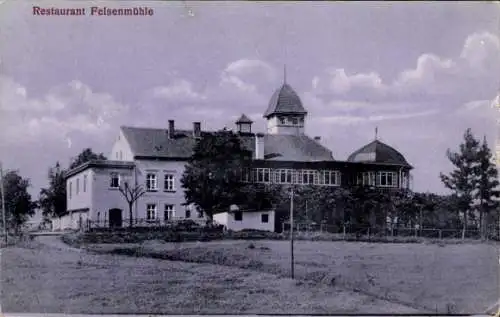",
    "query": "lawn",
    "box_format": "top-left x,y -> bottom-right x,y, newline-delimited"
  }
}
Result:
1,237 -> 422,314
85,239 -> 500,314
